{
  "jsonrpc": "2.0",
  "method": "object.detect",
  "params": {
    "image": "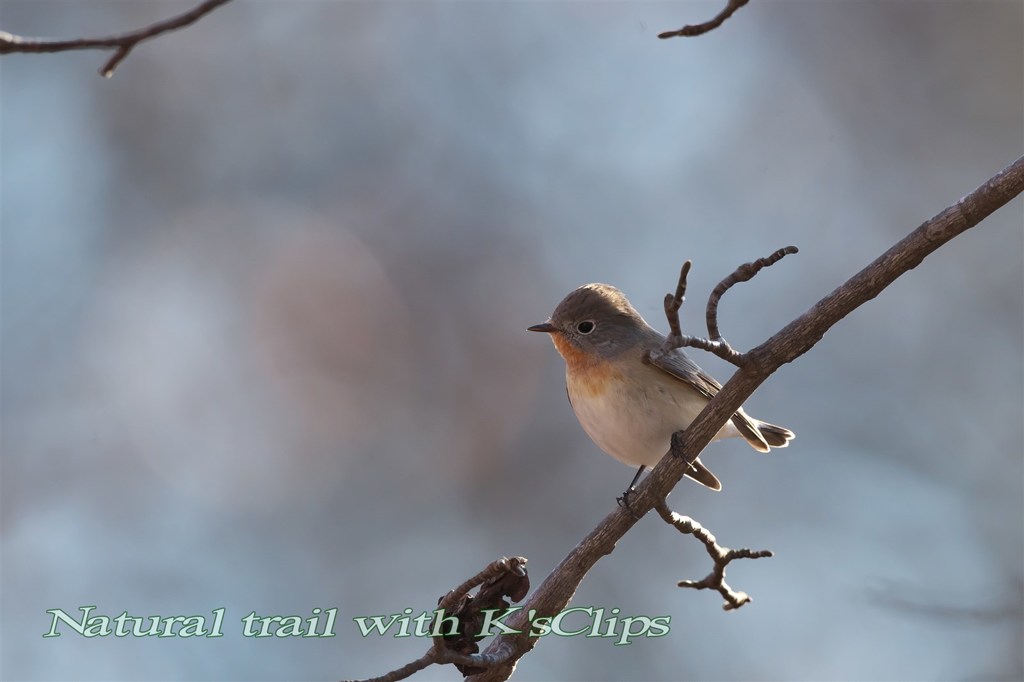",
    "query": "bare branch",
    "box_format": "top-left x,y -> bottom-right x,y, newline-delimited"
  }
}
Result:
435,557 -> 528,675
706,245 -> 798,341
0,0 -> 233,77
659,0 -> 751,39
651,245 -> 796,368
344,557 -> 526,682
654,498 -> 772,610
662,260 -> 691,340
436,556 -> 528,616
657,259 -> 742,363
465,155 -> 1024,682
